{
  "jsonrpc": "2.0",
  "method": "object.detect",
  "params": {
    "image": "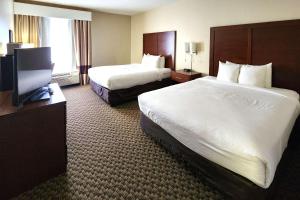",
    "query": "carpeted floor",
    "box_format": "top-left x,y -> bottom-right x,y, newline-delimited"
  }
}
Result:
15,85 -> 300,200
